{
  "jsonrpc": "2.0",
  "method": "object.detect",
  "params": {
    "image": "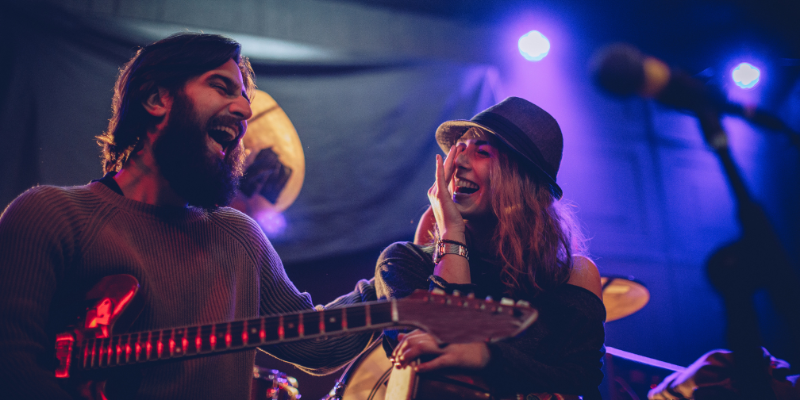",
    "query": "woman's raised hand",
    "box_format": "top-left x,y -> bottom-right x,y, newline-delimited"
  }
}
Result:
391,329 -> 490,373
428,145 -> 466,241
